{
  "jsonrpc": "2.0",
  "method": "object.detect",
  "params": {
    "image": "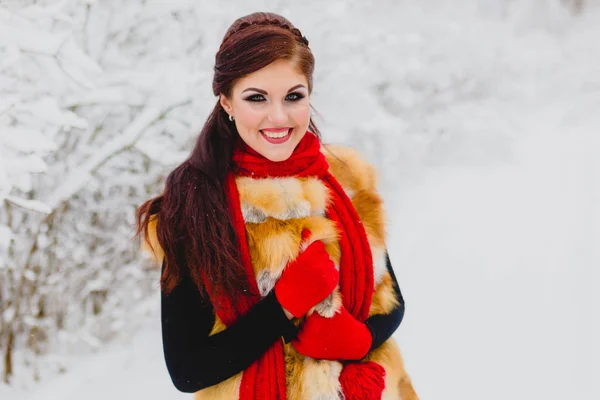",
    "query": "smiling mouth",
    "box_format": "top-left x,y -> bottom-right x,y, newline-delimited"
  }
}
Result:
260,128 -> 293,144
